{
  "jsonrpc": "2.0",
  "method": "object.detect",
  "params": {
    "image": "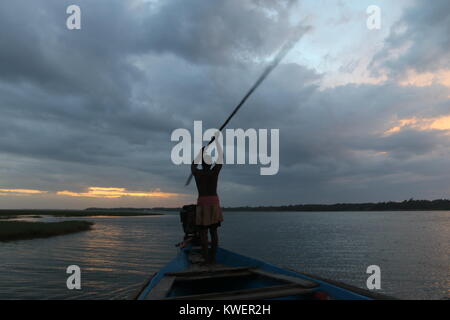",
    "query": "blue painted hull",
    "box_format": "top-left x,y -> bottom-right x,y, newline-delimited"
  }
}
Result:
137,247 -> 381,300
